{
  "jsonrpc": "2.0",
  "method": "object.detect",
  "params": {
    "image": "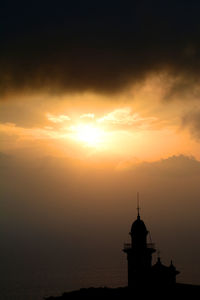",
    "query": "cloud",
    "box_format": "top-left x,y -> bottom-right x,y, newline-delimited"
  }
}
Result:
138,155 -> 200,177
97,108 -> 137,125
97,107 -> 157,129
1,1 -> 200,98
182,109 -> 200,140
0,122 -> 60,140
80,113 -> 95,119
46,113 -> 71,123
117,155 -> 200,178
